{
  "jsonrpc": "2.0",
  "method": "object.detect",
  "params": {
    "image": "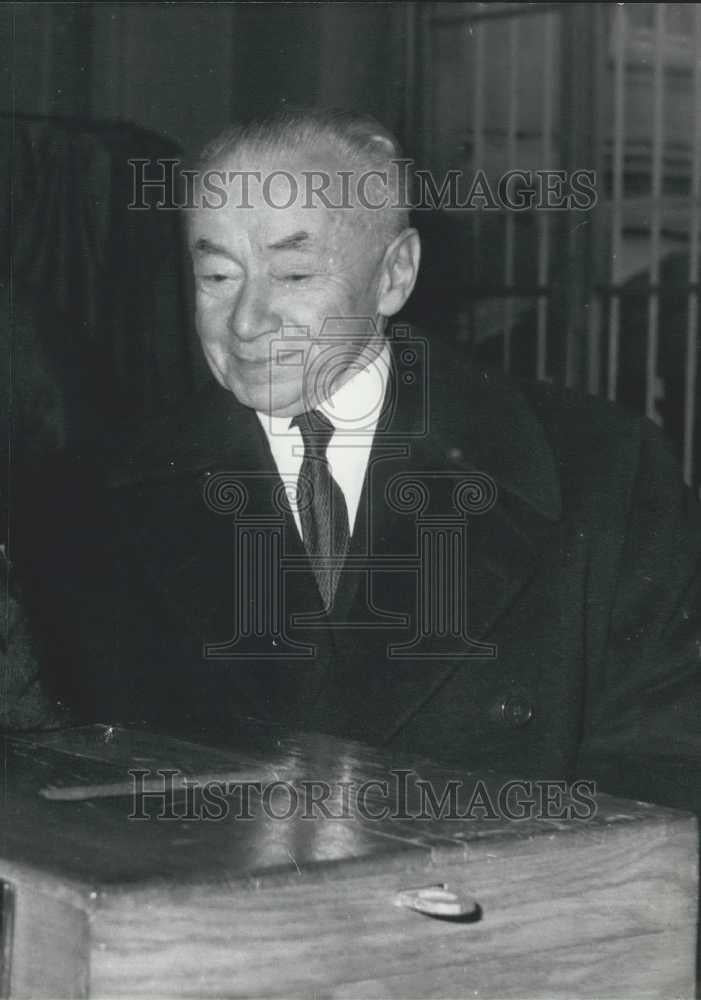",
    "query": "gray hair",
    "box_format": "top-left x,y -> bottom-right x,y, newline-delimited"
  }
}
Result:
194,107 -> 411,240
